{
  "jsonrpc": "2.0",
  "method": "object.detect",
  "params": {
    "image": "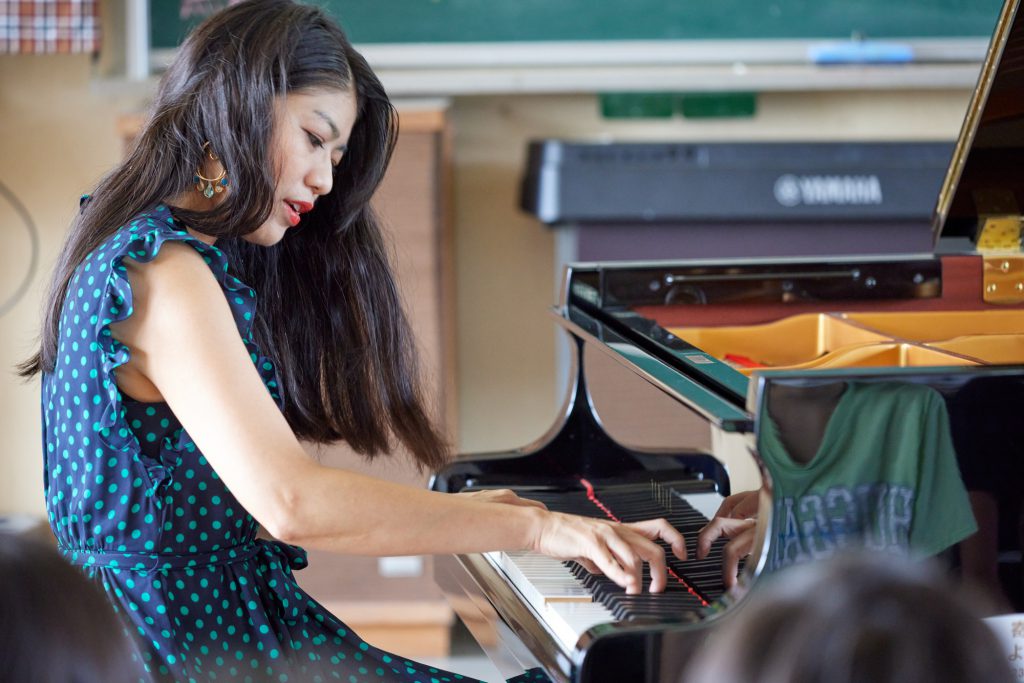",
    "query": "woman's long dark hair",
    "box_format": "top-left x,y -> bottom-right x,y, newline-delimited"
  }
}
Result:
21,0 -> 449,471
